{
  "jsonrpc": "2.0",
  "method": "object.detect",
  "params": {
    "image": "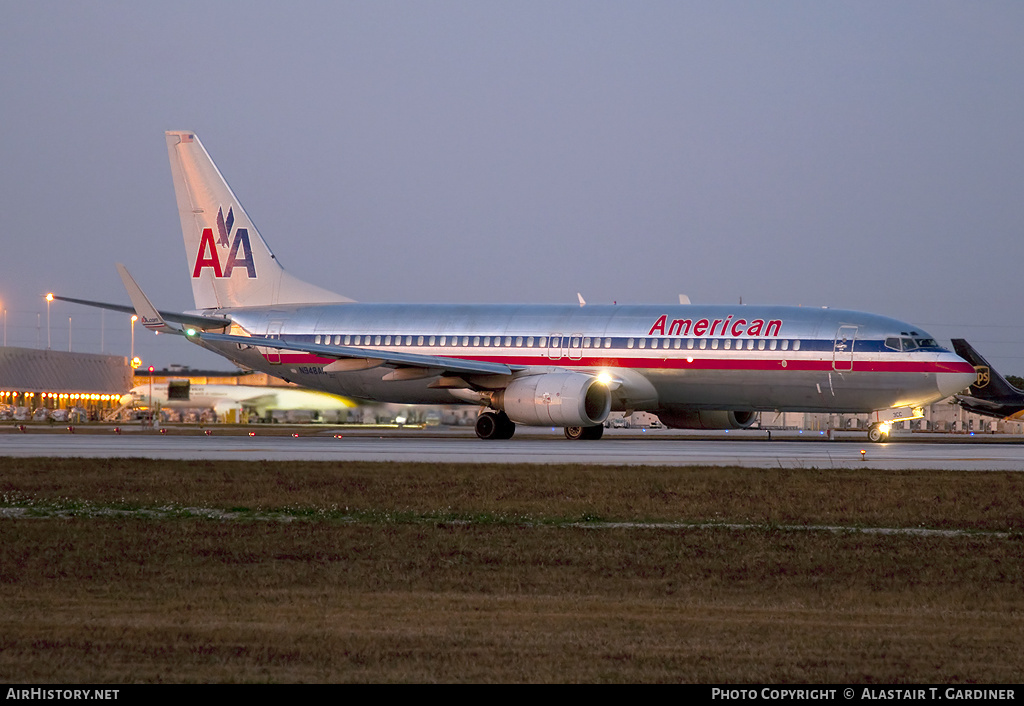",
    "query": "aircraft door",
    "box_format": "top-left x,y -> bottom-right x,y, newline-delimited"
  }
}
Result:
263,320 -> 284,364
547,334 -> 565,360
167,380 -> 191,401
833,325 -> 857,371
568,334 -> 583,360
